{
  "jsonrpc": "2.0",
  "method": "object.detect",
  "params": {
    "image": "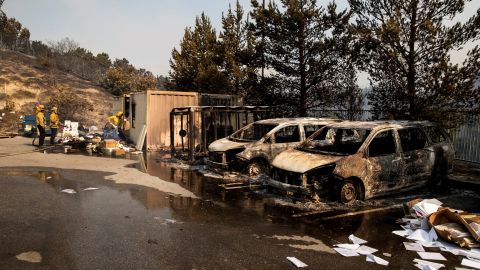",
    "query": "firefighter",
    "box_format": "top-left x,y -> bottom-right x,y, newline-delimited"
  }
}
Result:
49,106 -> 60,144
108,111 -> 123,127
36,104 -> 46,147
